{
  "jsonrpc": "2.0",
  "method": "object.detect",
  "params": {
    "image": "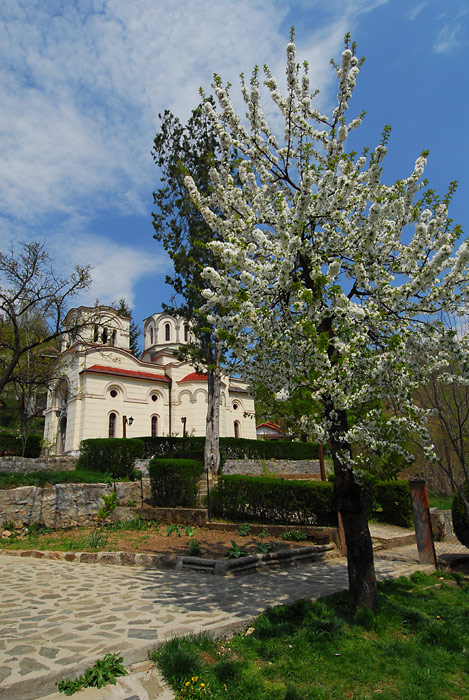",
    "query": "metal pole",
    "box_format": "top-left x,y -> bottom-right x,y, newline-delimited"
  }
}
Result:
122,415 -> 127,439
206,468 -> 211,522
